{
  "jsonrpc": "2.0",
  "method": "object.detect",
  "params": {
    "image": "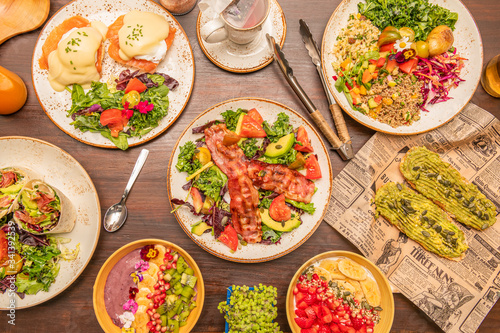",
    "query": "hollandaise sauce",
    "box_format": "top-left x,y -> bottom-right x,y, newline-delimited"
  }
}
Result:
47,22 -> 107,92
118,11 -> 170,63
